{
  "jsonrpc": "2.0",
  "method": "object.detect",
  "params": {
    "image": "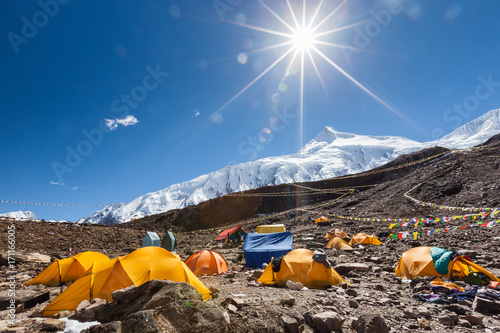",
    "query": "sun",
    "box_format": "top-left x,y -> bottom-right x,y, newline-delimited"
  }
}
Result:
291,26 -> 316,51
215,0 -> 407,148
